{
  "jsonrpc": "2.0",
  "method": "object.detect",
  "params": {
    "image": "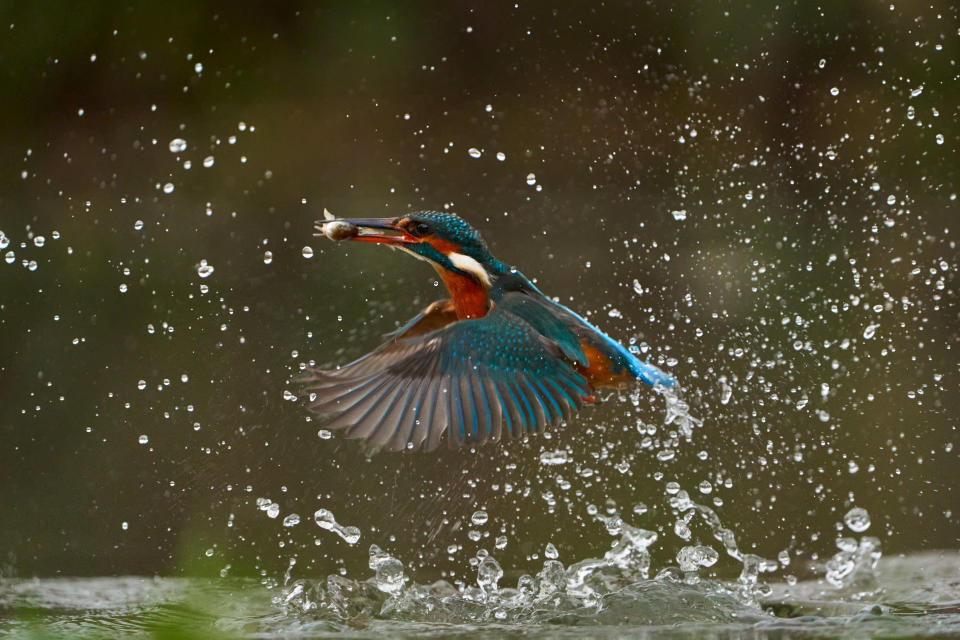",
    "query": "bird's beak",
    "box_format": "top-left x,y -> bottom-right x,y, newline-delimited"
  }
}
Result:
314,217 -> 417,245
